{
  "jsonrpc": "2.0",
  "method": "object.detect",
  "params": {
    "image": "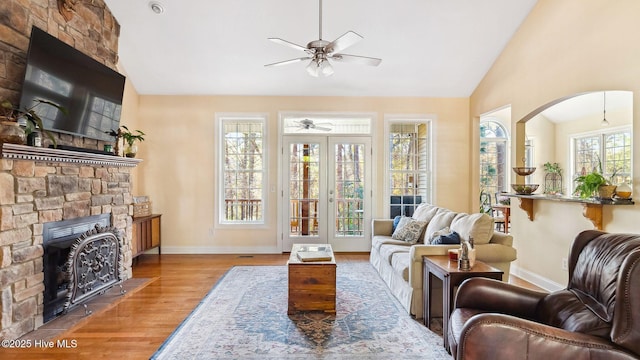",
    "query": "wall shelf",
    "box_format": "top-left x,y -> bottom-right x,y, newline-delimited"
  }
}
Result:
504,194 -> 634,230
